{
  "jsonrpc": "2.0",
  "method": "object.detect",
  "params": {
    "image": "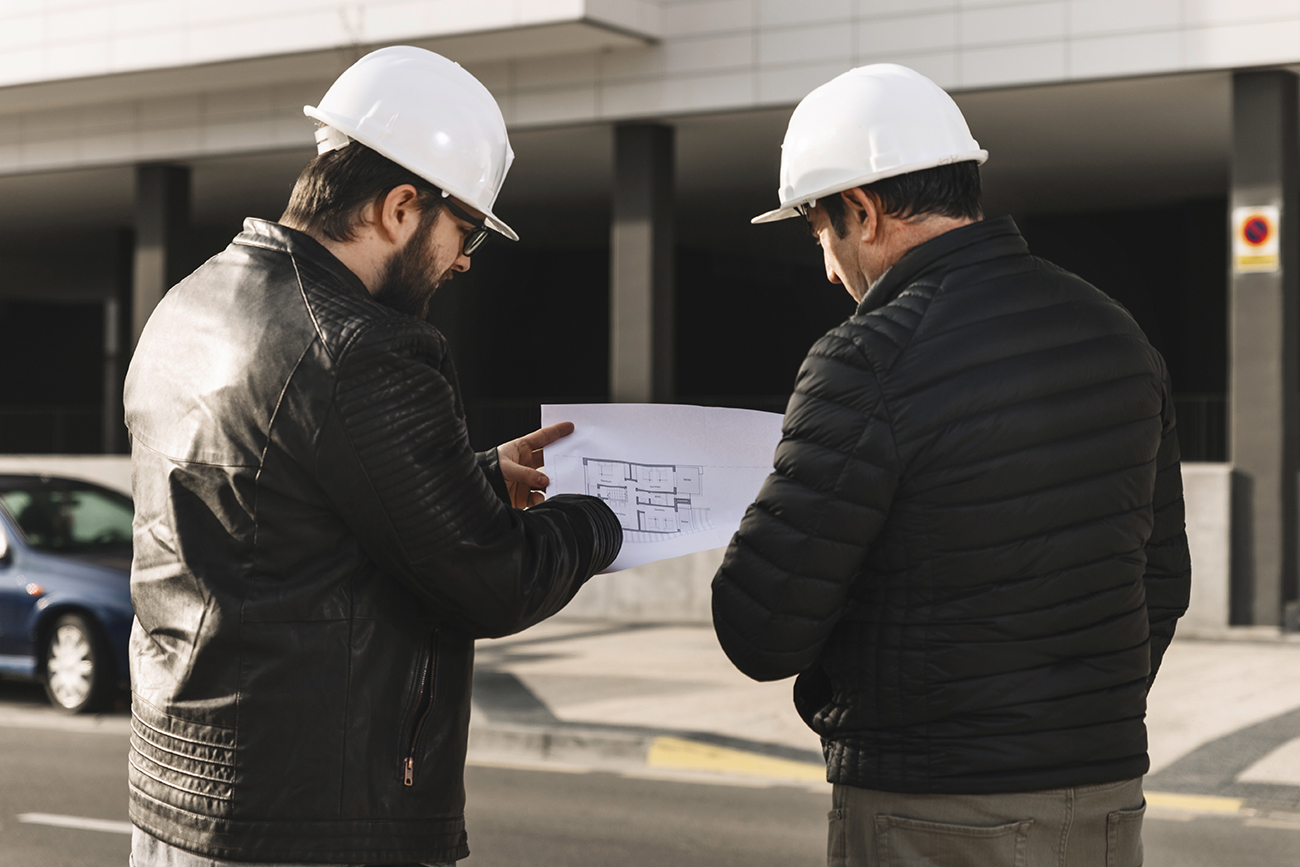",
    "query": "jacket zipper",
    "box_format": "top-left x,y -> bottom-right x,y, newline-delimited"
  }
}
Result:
402,628 -> 439,787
